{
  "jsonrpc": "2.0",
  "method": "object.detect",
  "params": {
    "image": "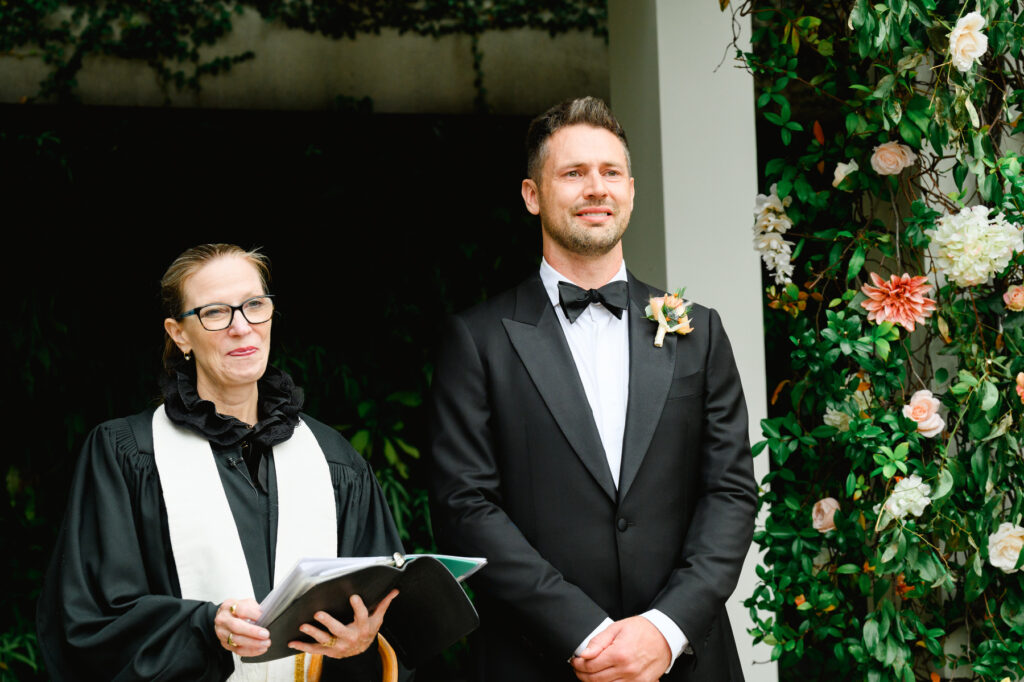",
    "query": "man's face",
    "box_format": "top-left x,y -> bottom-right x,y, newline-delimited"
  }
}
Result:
522,124 -> 634,258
